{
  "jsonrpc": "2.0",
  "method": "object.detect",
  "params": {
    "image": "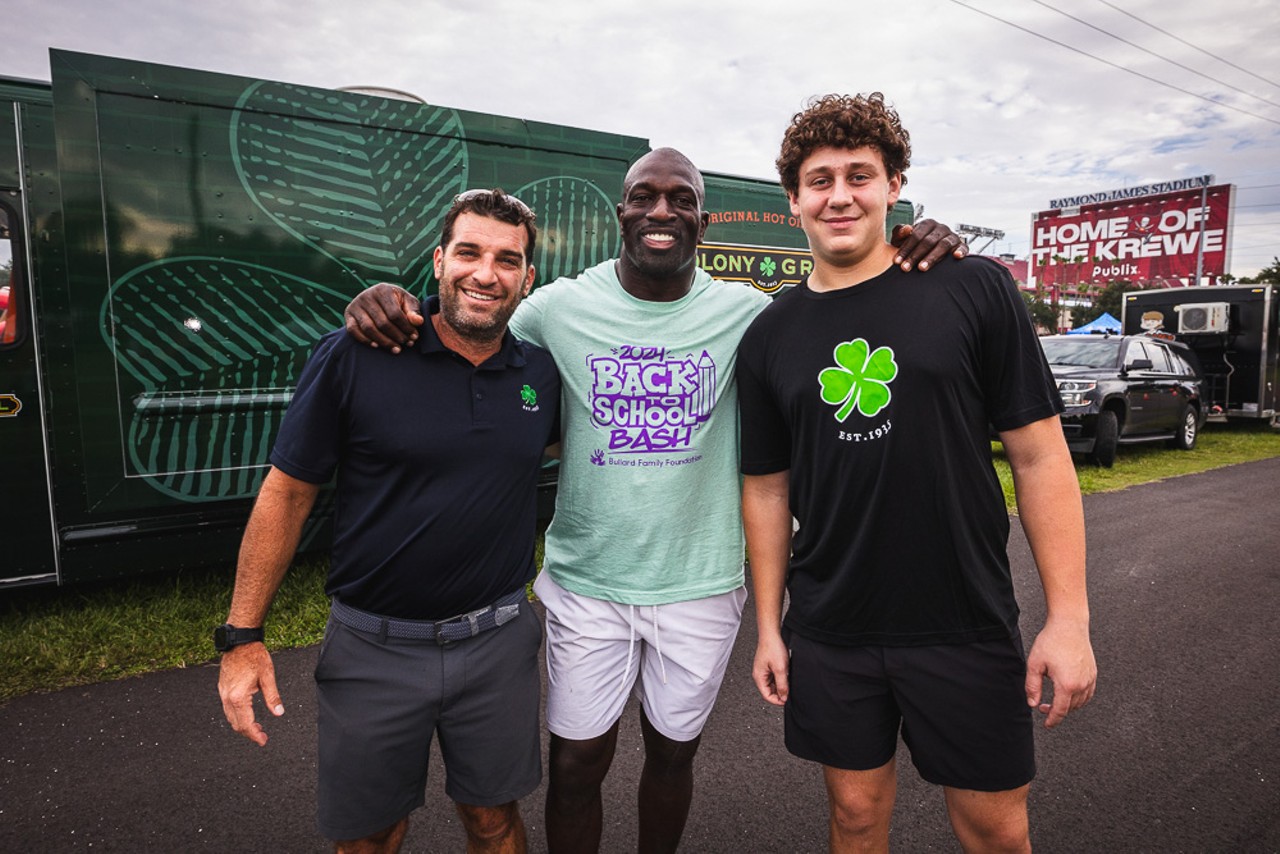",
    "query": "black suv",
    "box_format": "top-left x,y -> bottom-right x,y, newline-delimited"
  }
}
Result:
1039,333 -> 1206,467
